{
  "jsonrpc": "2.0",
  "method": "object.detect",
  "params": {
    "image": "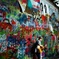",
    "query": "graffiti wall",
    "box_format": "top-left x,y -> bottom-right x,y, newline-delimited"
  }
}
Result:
40,0 -> 59,18
0,0 -> 59,59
